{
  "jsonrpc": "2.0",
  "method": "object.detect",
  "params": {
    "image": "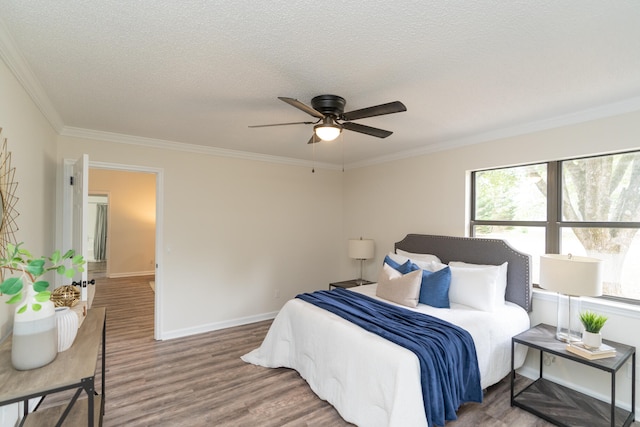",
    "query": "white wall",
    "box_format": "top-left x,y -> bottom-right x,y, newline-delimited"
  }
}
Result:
0,55 -> 59,426
57,136 -> 344,338
342,109 -> 640,413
